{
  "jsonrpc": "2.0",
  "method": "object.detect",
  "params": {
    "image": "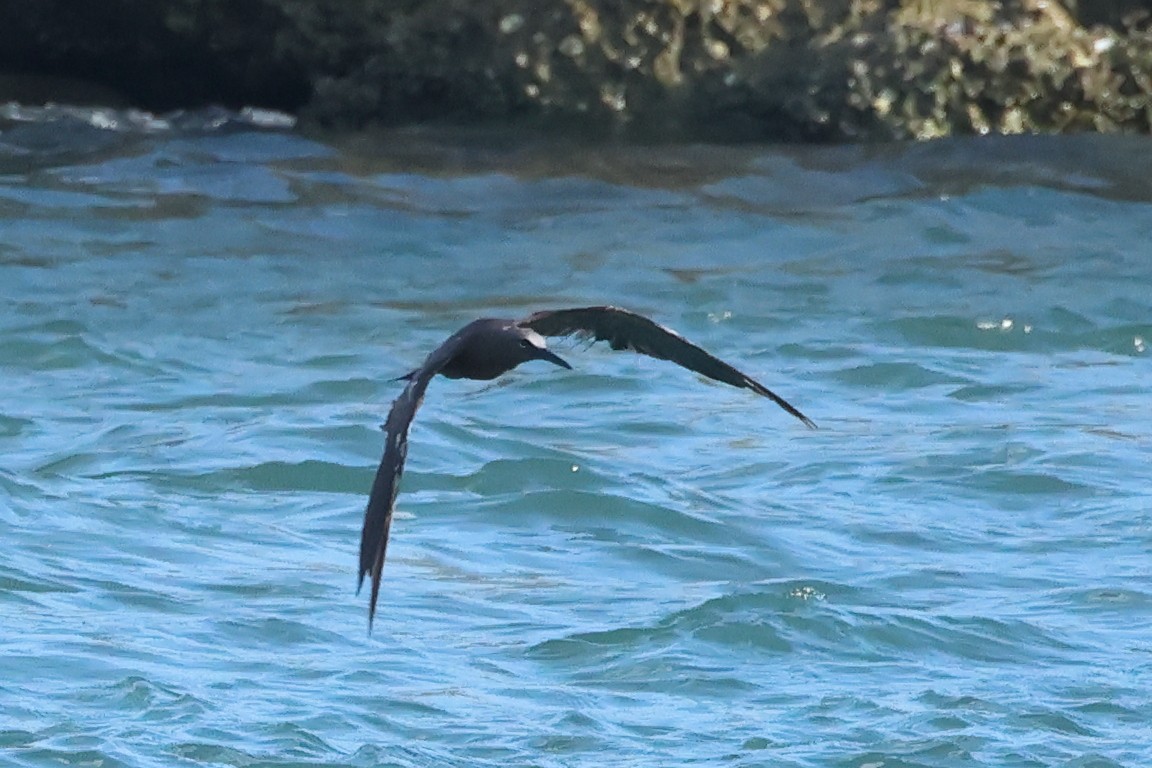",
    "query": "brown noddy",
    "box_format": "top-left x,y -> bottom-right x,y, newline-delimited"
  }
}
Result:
358,305 -> 815,629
